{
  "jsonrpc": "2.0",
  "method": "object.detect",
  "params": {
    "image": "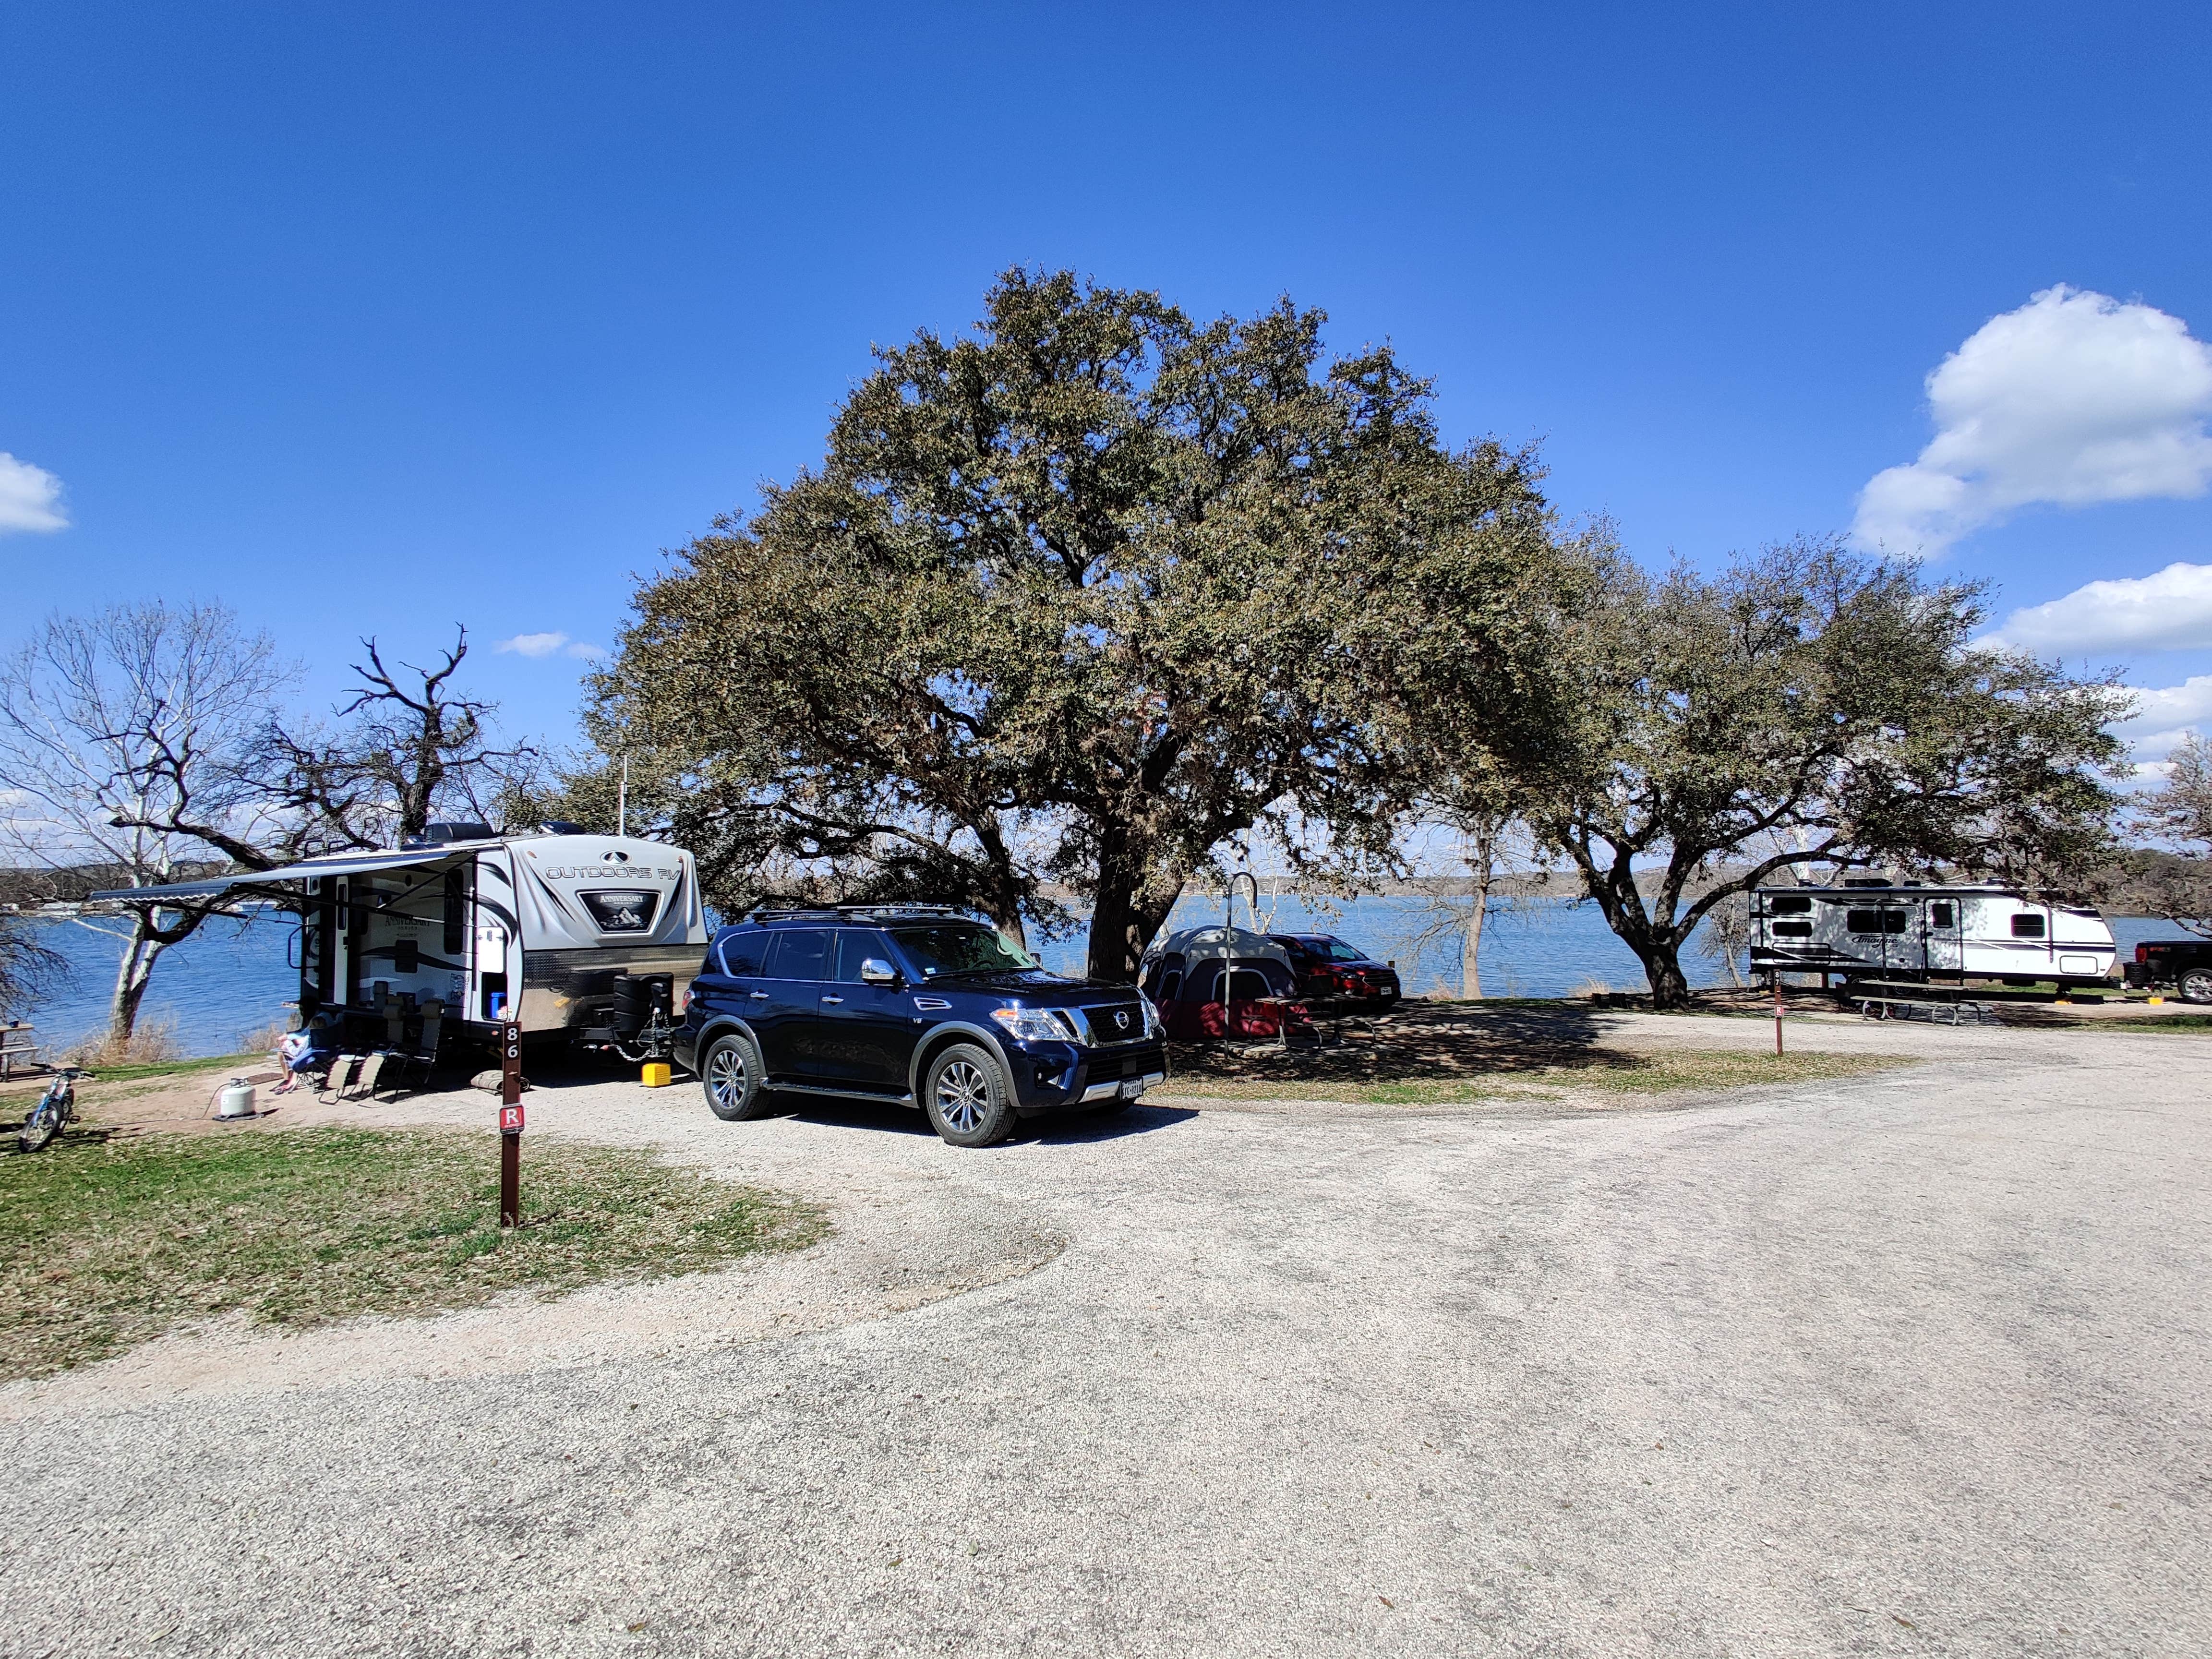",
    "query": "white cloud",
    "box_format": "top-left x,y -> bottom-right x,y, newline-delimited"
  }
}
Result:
1852,286 -> 2212,556
1983,561 -> 2212,654
496,631 -> 570,658
2117,674 -> 2212,764
0,452 -> 68,534
495,631 -> 607,661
